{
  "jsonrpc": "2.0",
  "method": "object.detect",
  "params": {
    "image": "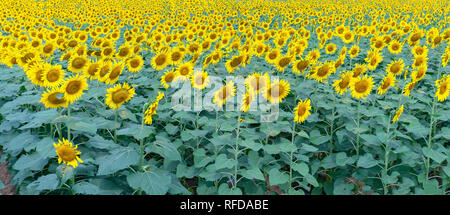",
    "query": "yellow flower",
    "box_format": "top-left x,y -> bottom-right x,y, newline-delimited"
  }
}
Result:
144,92 -> 165,125
403,81 -> 416,97
350,75 -> 374,100
263,79 -> 290,103
392,105 -> 404,123
240,89 -> 256,112
190,71 -> 210,90
127,55 -> 144,72
377,73 -> 397,95
325,43 -> 337,54
310,61 -> 335,83
245,72 -> 270,94
105,82 -> 135,109
151,51 -> 170,71
435,75 -> 450,102
104,60 -> 124,85
53,138 -> 83,168
292,57 -> 310,75
61,74 -> 89,104
332,71 -> 353,95
225,55 -> 244,73
68,55 -> 89,73
388,40 -> 403,55
213,80 -> 236,108
293,99 -> 311,124
40,88 -> 69,109
386,59 -> 405,76
173,61 -> 194,81
160,69 -> 177,88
